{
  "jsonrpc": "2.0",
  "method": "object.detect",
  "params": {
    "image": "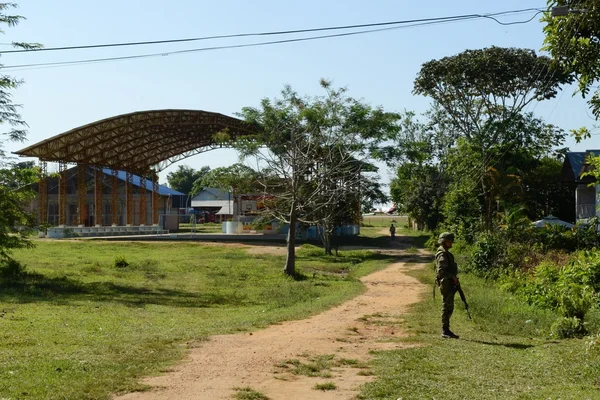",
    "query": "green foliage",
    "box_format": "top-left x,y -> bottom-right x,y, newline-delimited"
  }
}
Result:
191,163 -> 259,195
543,0 -> 600,118
557,283 -> 595,320
574,217 -> 600,249
113,255 -> 129,269
440,183 -> 481,244
533,224 -> 576,253
551,317 -> 587,339
0,163 -> 37,260
413,47 -> 570,230
314,382 -> 337,391
506,251 -> 600,330
465,232 -> 506,278
414,47 -> 571,111
166,164 -> 211,195
233,387 -> 271,400
390,163 -> 443,231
